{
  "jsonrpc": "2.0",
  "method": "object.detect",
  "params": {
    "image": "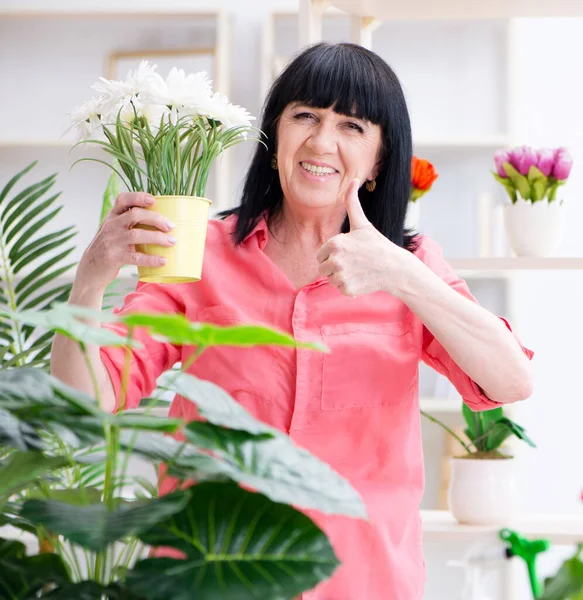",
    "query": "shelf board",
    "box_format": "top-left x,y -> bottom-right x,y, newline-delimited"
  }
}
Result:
422,510 -> 583,545
448,257 -> 583,273
326,0 -> 583,20
419,397 -> 461,414
413,135 -> 509,150
0,139 -> 75,148
0,8 -> 225,18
